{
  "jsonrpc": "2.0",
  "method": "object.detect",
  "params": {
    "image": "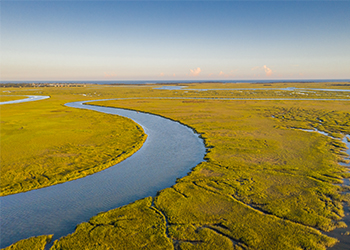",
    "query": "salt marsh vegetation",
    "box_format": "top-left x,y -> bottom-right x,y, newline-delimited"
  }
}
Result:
0,92 -> 146,196
2,235 -> 52,250
83,95 -> 349,249
1,82 -> 350,249
0,95 -> 26,103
